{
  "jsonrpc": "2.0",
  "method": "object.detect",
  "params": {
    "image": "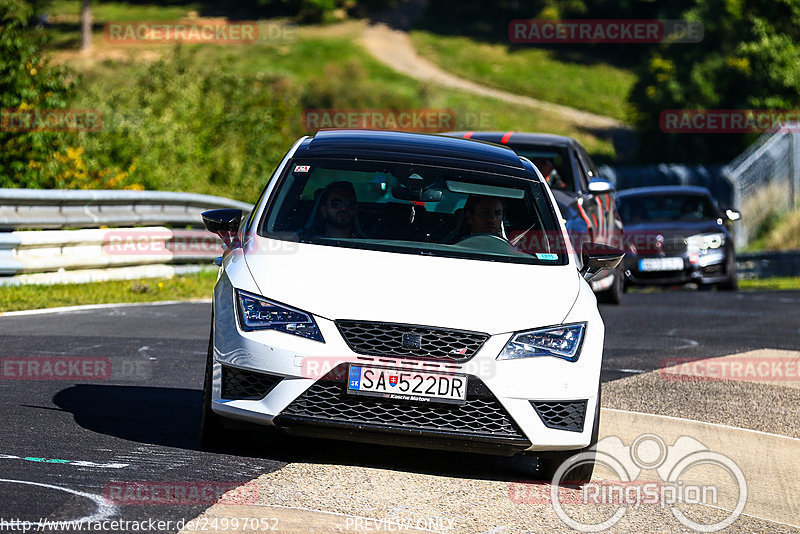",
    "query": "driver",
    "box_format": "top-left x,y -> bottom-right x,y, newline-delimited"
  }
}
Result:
465,195 -> 505,238
318,181 -> 359,238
